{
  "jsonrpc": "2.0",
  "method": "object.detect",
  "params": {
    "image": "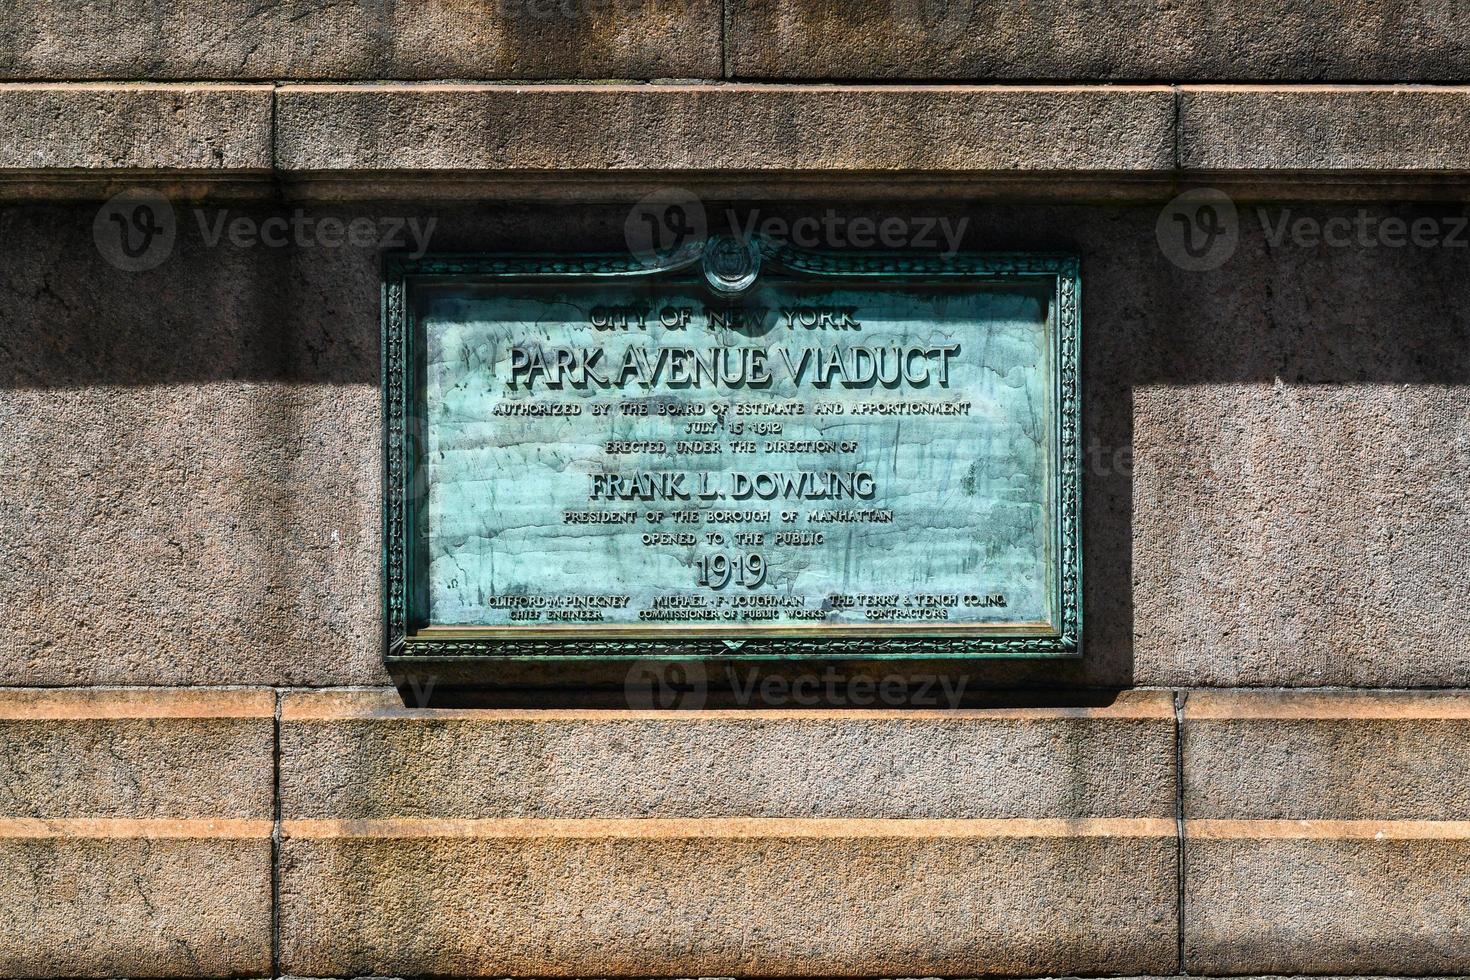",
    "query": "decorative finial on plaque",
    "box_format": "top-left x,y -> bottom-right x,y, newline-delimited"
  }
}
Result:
701,235 -> 761,296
